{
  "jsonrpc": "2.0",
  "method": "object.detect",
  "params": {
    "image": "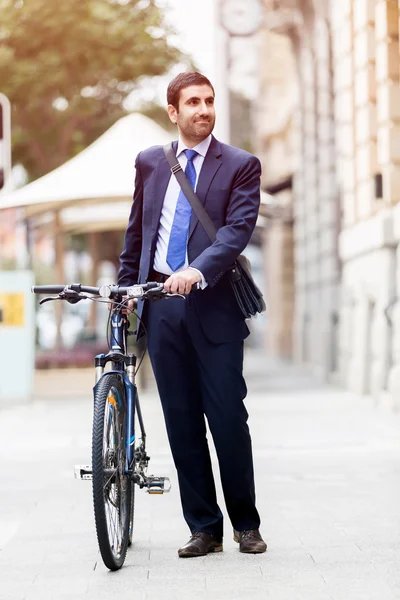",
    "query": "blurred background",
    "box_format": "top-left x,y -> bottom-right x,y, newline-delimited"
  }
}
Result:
1,0 -> 400,408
